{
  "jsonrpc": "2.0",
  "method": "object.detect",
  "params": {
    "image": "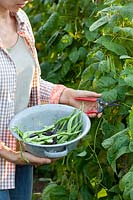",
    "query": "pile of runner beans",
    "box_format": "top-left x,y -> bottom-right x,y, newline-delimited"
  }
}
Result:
13,109 -> 83,145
